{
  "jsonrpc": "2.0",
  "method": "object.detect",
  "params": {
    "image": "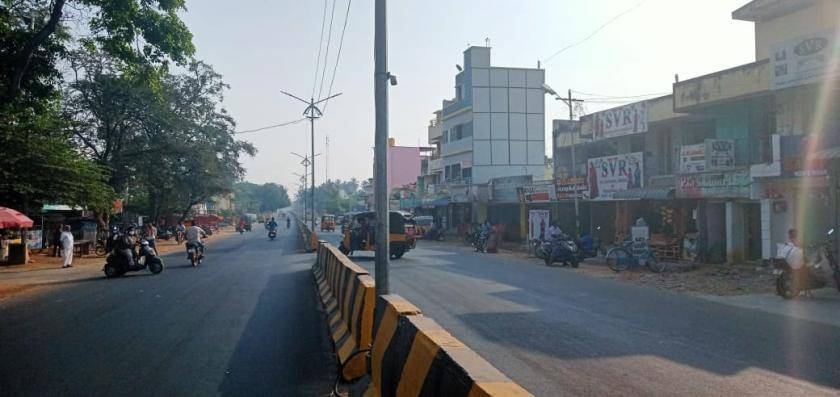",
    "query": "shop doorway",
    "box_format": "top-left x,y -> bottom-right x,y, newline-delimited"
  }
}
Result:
744,203 -> 762,262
